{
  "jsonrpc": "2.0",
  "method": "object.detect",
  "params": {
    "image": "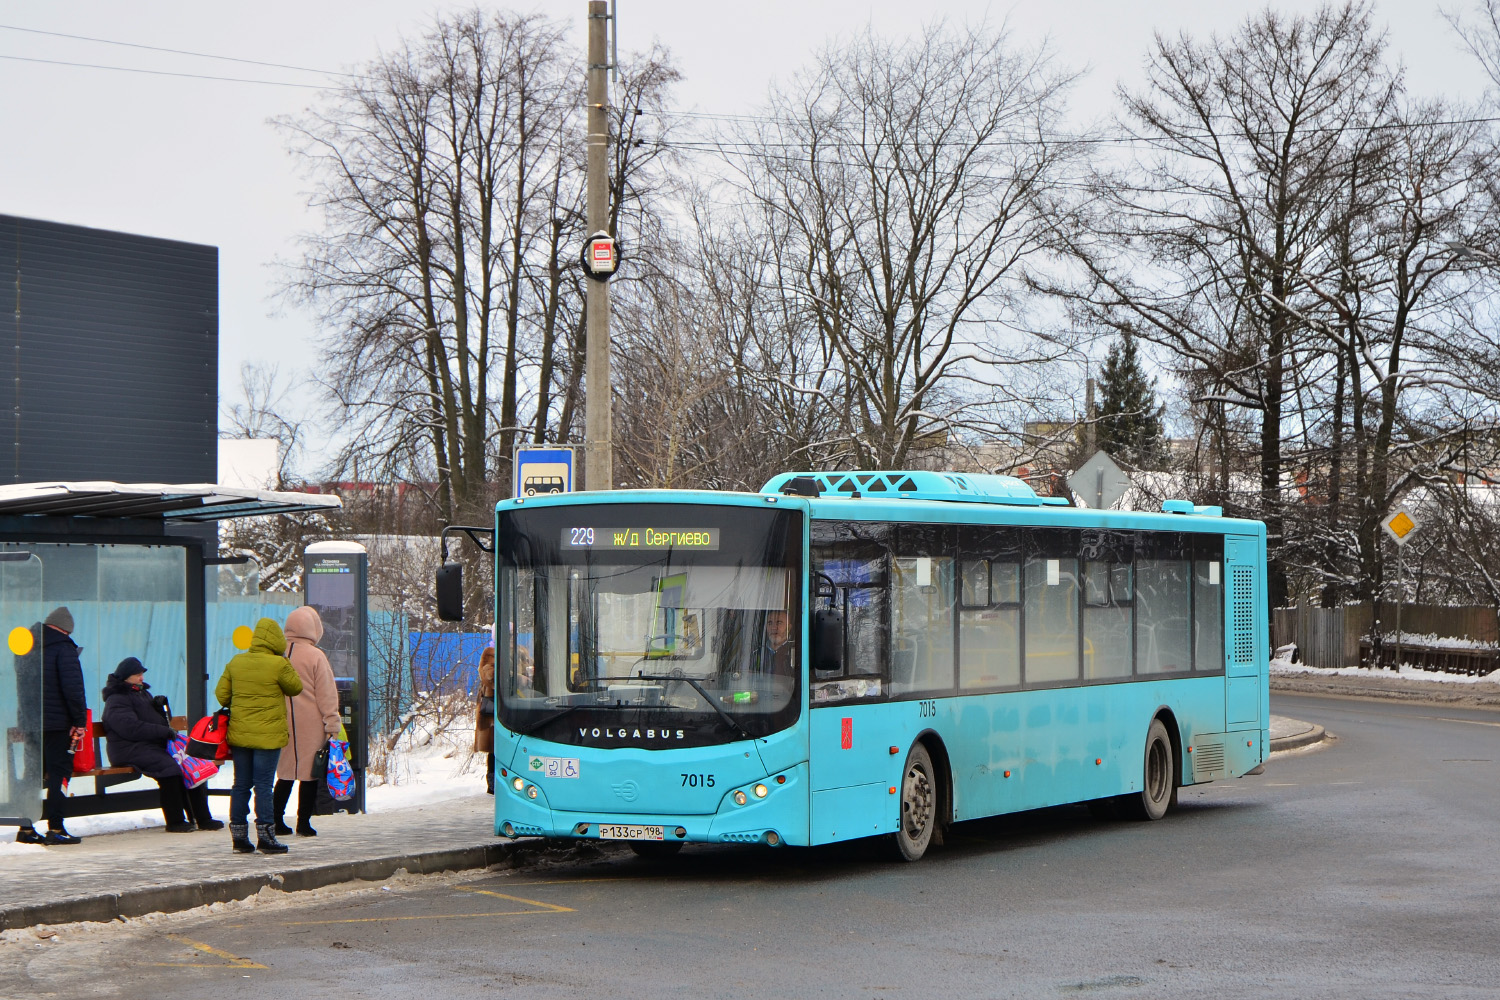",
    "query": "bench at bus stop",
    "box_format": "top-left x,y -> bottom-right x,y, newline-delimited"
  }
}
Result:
6,716 -> 230,821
